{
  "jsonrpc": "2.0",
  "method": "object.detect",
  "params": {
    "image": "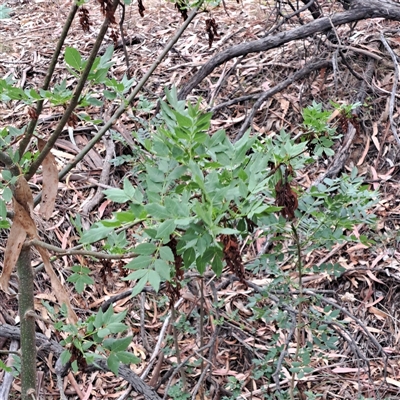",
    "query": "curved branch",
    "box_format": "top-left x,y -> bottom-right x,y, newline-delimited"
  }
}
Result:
178,0 -> 400,100
235,59 -> 332,141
